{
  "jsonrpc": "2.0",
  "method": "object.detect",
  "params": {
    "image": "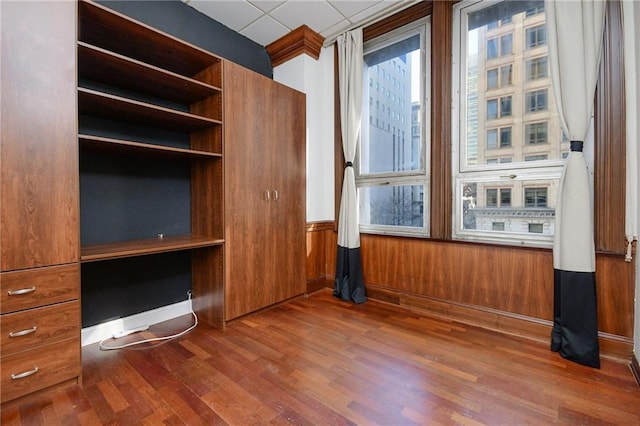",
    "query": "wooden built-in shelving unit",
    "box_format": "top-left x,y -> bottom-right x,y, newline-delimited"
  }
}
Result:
77,0 -> 225,327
